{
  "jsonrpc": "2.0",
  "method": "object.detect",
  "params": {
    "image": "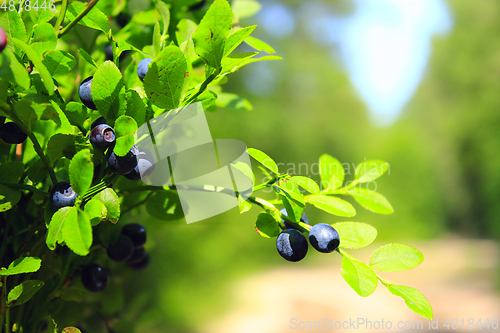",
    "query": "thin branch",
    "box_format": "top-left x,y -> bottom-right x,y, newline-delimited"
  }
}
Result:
54,0 -> 68,33
58,0 -> 100,38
